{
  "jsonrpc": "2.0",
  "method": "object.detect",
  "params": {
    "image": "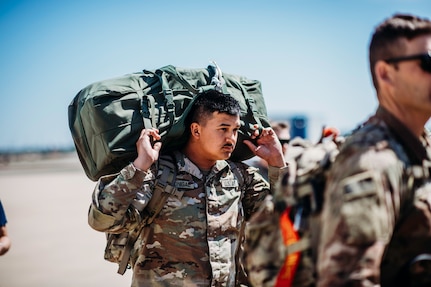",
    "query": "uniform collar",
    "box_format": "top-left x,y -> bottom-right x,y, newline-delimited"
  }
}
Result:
375,106 -> 431,164
171,151 -> 231,179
